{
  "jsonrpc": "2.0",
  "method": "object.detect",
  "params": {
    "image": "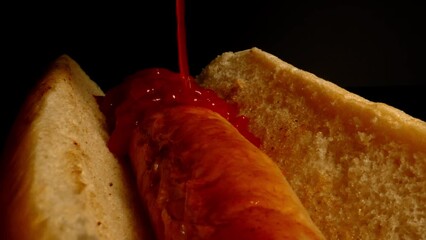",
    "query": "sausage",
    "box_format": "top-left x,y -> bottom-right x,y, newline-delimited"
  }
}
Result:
129,106 -> 325,240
